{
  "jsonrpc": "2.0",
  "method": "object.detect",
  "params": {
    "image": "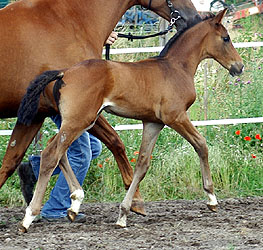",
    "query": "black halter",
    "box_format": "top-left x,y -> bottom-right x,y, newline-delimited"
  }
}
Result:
147,0 -> 181,27
166,0 -> 181,26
